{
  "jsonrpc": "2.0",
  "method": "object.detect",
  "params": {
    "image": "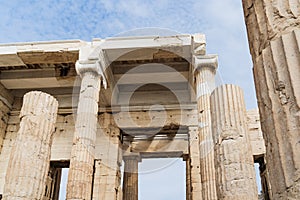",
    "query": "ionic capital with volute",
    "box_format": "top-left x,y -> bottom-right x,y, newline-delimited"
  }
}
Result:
75,45 -> 108,88
193,54 -> 218,74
